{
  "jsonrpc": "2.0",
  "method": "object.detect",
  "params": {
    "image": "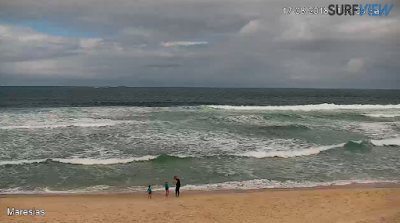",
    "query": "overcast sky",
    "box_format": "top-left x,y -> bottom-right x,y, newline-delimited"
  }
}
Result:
0,0 -> 398,88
